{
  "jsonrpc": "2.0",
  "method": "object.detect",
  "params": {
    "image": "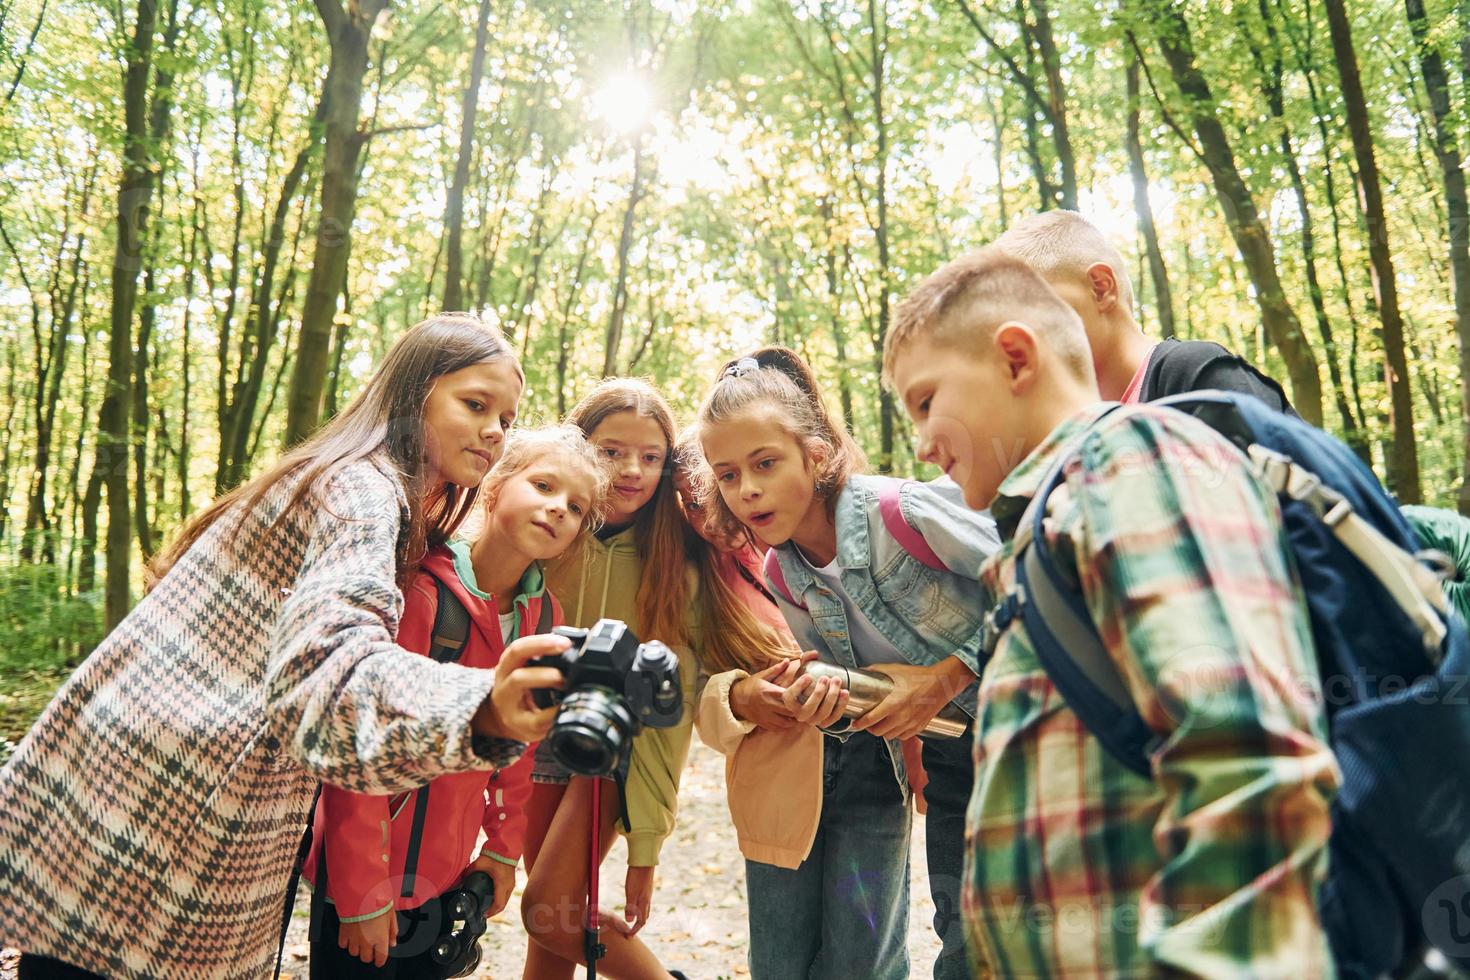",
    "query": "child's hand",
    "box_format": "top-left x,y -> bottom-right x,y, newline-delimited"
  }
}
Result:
472,634 -> 569,743
338,905 -> 397,967
466,853 -> 517,919
848,659 -> 975,740
623,864 -> 656,934
730,658 -> 804,729
781,672 -> 850,729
